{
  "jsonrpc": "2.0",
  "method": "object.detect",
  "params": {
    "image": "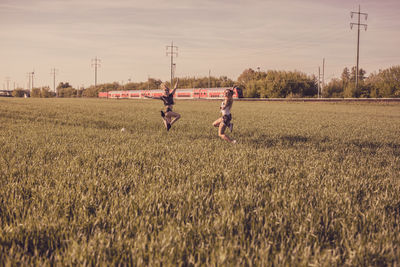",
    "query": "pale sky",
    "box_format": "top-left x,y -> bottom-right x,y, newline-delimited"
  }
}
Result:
1,0 -> 399,90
